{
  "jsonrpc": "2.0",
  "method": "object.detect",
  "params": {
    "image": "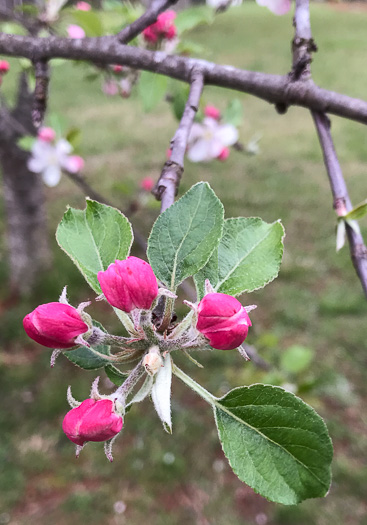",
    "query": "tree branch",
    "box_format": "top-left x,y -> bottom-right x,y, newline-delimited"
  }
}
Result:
118,0 -> 178,43
1,34 -> 367,125
293,0 -> 367,297
153,66 -> 204,212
